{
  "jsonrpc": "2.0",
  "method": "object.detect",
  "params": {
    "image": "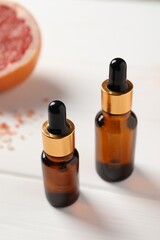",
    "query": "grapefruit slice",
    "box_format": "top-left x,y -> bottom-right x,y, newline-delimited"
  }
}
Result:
0,1 -> 41,91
